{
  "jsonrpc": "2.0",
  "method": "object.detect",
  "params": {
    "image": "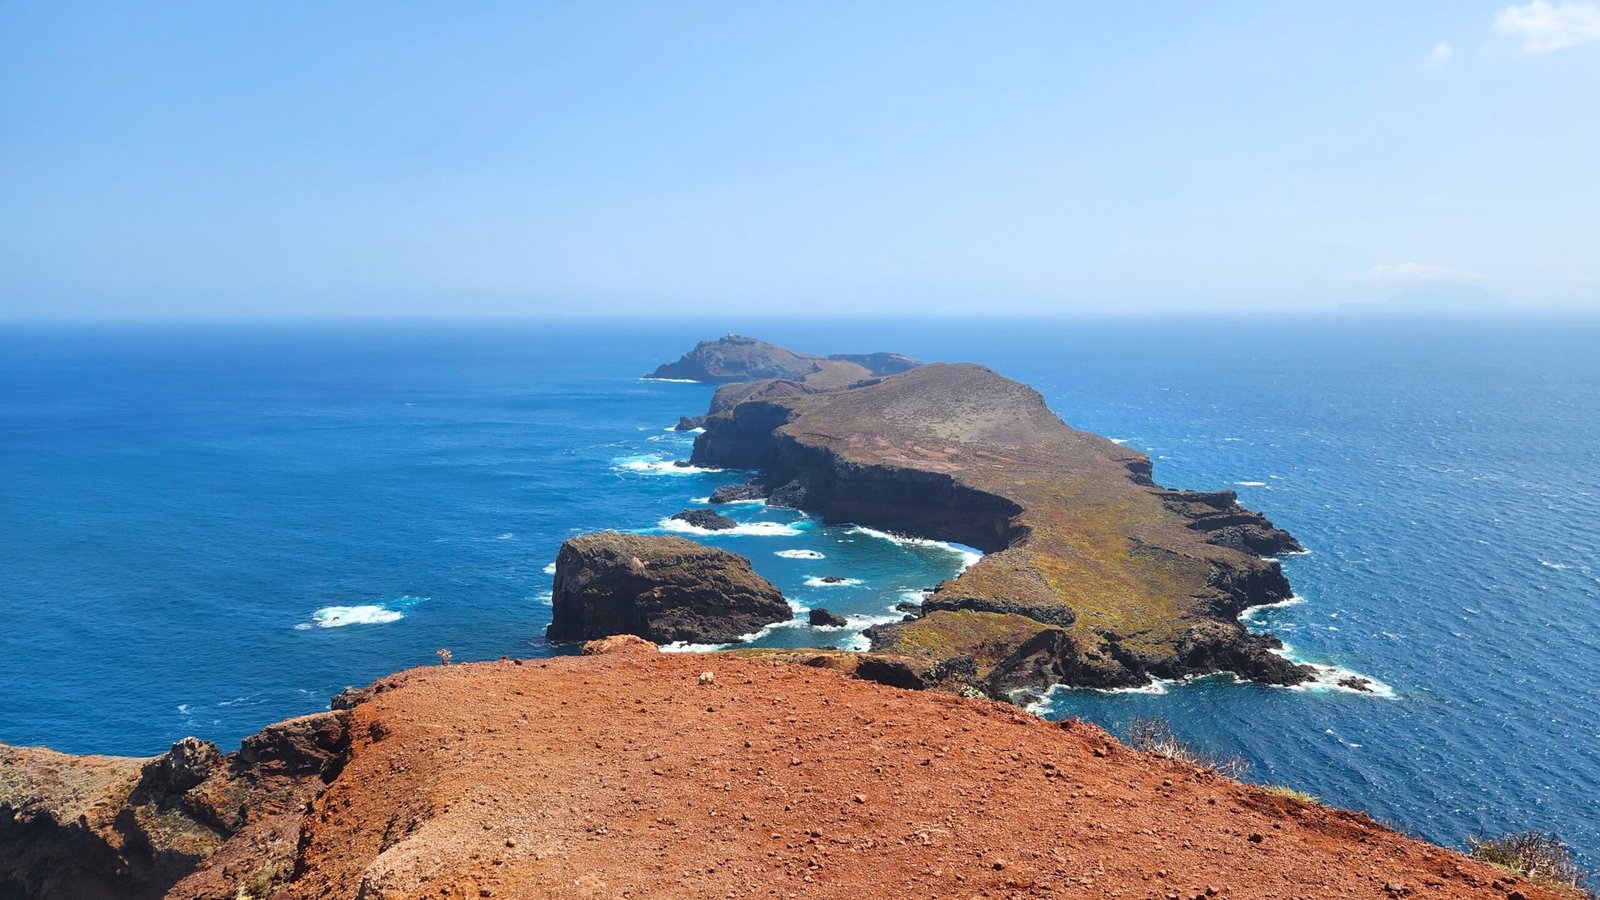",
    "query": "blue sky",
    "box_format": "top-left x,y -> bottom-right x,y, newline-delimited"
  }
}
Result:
2,1 -> 1597,318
